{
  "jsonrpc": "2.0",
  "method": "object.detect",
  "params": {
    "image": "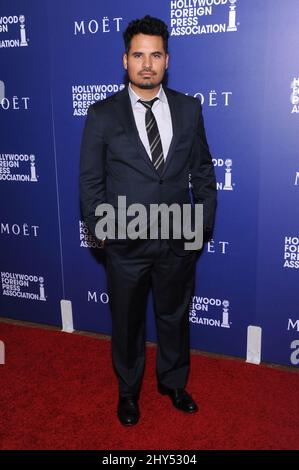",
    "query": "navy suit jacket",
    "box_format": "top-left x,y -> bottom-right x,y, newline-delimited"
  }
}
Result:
80,85 -> 217,255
